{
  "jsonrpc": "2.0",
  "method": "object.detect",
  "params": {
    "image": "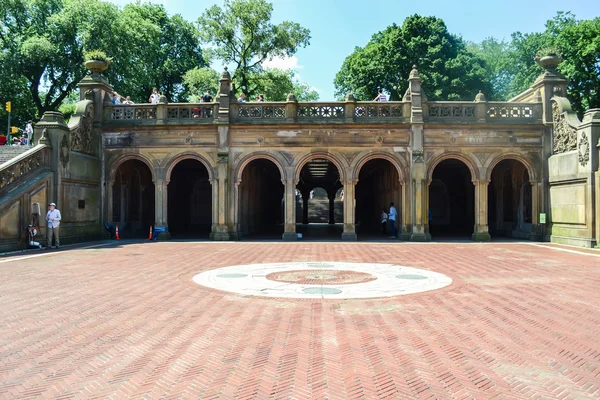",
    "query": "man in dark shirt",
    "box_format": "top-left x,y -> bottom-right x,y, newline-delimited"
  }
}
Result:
201,90 -> 213,102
